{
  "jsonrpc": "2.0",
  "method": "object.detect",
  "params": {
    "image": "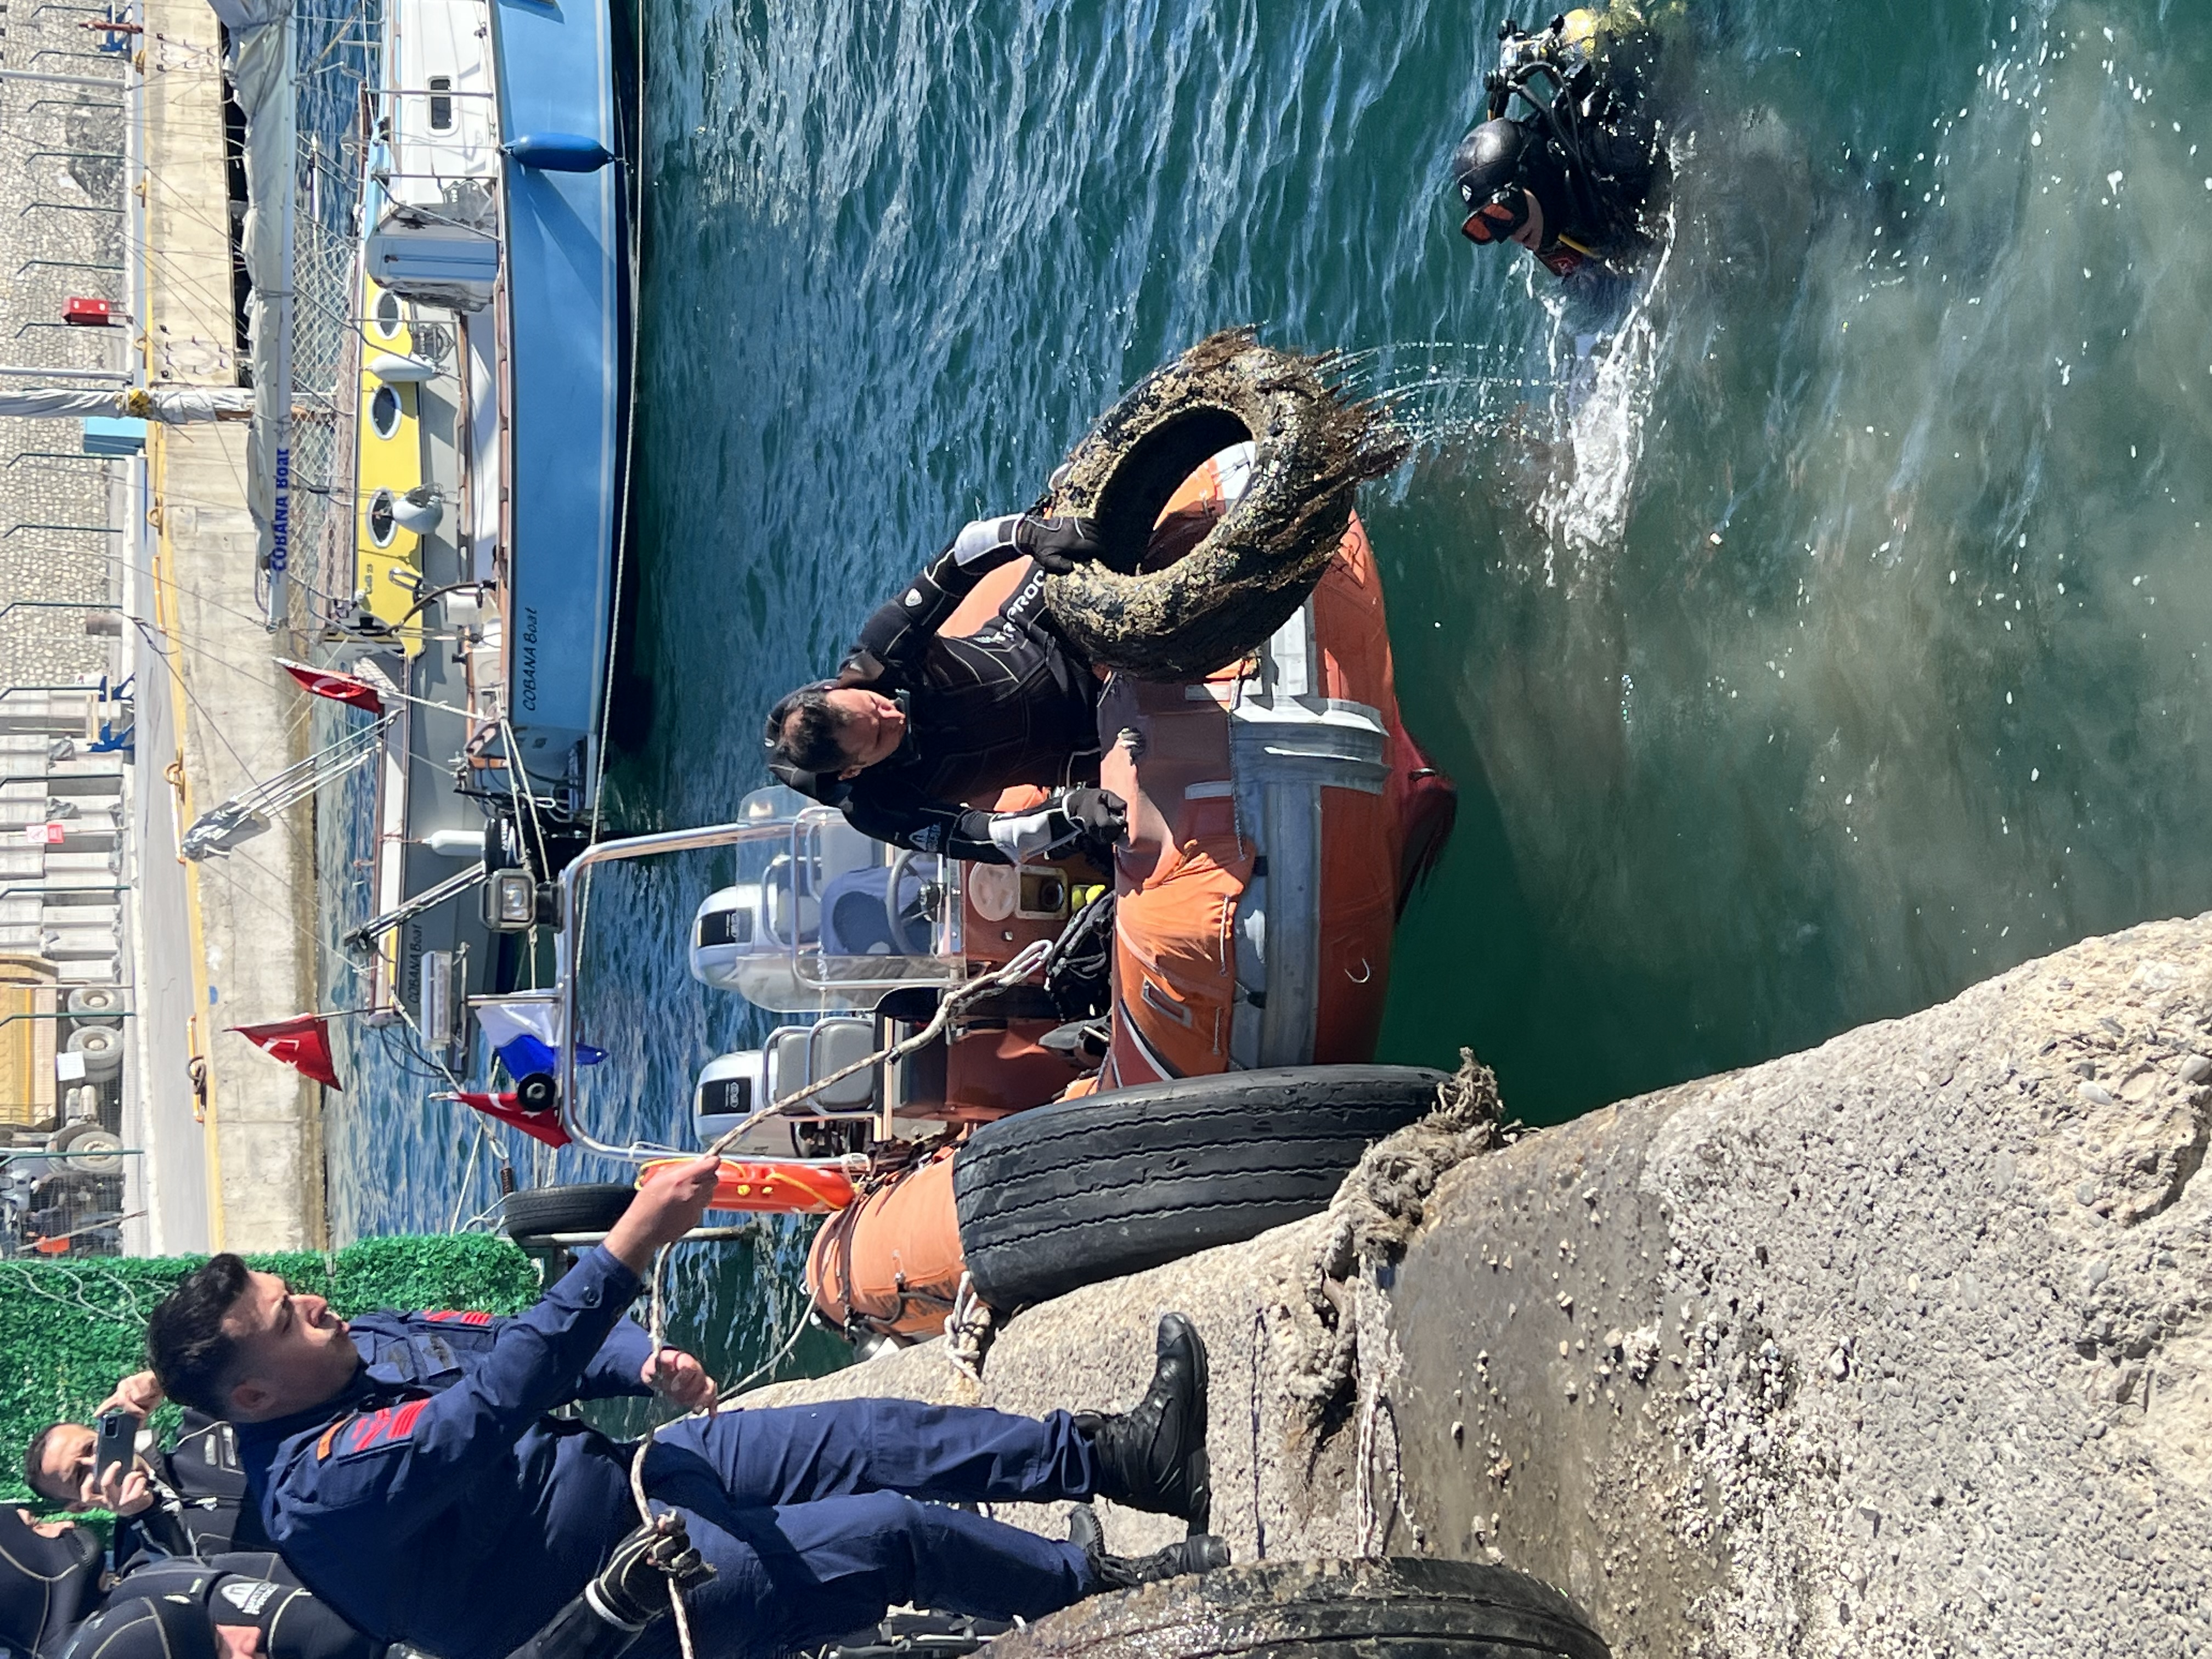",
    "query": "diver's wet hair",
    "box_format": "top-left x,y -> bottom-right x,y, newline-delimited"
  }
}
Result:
145,1252 -> 253,1416
770,686 -> 851,775
22,1422 -> 71,1503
